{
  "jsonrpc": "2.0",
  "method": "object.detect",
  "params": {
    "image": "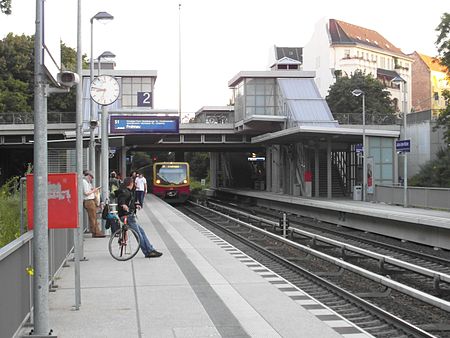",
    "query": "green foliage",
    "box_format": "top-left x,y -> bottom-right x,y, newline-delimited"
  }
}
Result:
326,70 -> 396,124
0,0 -> 11,14
0,33 -> 34,112
0,34 -> 88,113
185,152 -> 209,180
0,176 -> 21,248
434,13 -> 450,146
410,149 -> 450,188
436,13 -> 450,72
